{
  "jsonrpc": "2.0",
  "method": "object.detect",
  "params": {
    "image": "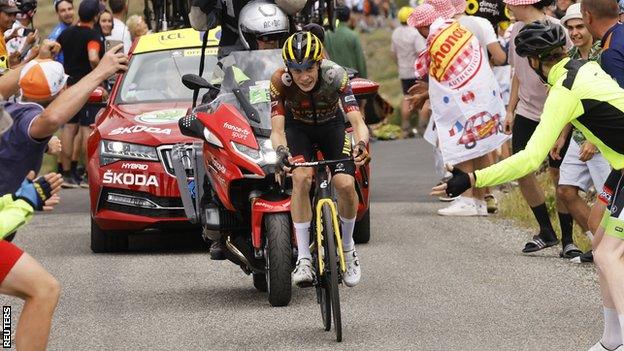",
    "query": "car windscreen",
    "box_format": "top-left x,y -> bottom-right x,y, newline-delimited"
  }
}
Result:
115,48 -> 218,104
